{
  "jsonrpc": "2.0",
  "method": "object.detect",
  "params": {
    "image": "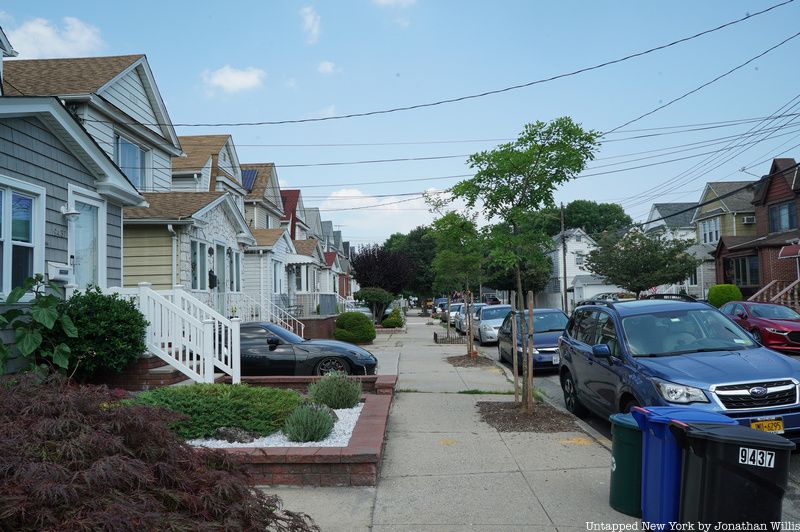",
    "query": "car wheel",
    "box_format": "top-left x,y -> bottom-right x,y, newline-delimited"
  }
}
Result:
561,371 -> 589,417
621,398 -> 640,414
752,329 -> 762,343
315,357 -> 350,376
